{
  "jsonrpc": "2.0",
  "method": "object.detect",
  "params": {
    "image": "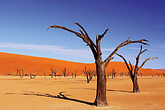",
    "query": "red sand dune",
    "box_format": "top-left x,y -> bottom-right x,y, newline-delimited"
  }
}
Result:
156,69 -> 165,72
0,52 -> 162,76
